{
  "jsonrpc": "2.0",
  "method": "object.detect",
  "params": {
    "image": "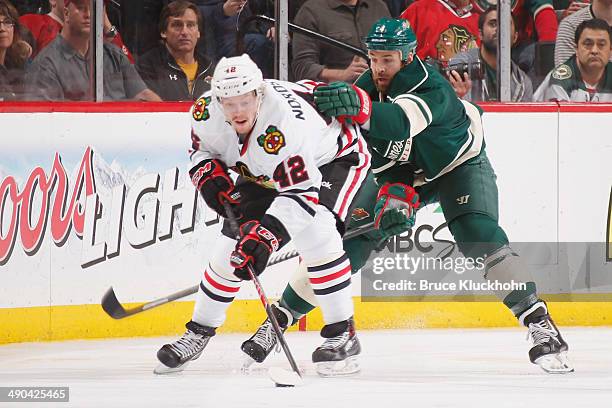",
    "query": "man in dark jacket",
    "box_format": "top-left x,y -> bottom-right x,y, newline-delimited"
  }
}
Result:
136,0 -> 215,101
291,0 -> 390,82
